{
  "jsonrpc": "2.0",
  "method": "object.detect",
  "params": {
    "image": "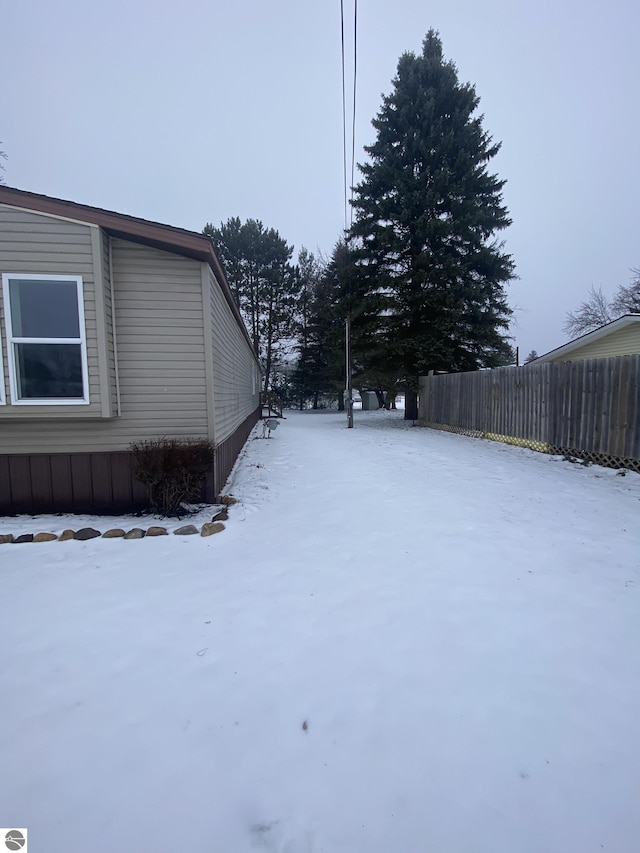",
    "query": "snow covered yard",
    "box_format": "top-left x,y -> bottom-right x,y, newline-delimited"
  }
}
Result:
1,410 -> 639,853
